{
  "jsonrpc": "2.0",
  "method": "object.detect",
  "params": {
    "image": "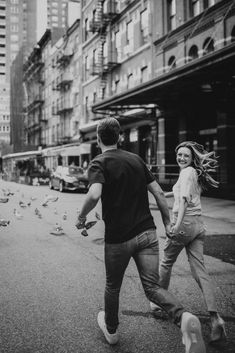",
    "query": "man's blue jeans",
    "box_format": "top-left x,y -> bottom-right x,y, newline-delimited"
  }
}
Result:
104,229 -> 185,333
